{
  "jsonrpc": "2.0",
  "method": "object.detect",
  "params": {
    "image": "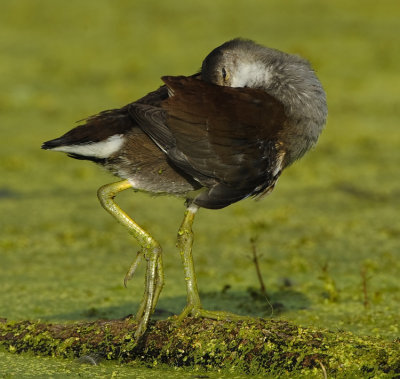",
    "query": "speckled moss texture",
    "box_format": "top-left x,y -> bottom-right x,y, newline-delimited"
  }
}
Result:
1,317 -> 399,377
